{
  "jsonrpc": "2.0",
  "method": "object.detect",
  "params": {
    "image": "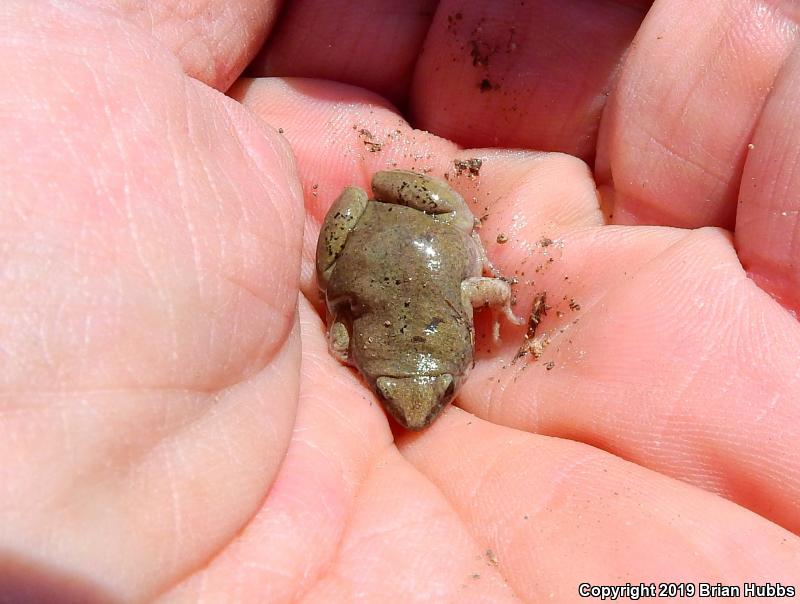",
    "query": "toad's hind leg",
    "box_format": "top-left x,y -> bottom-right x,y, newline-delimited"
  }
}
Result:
371,170 -> 475,233
316,186 -> 369,289
462,277 -> 524,341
